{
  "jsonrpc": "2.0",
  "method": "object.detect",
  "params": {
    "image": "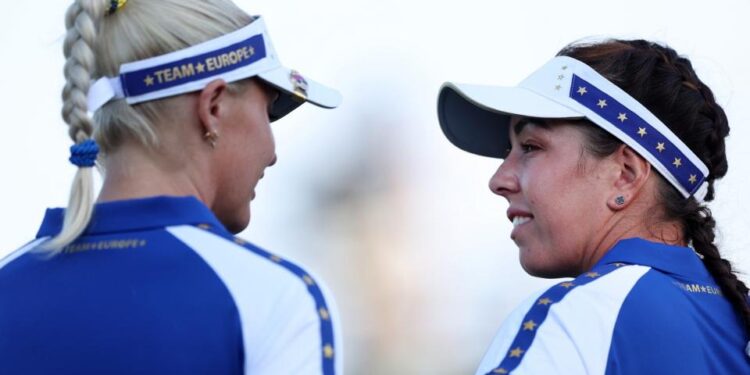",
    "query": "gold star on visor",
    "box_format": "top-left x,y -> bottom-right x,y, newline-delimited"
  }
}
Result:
673,158 -> 682,168
637,127 -> 647,137
577,87 -> 588,96
144,75 -> 155,86
617,113 -> 628,122
689,175 -> 698,184
656,142 -> 666,152
597,99 -> 607,109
